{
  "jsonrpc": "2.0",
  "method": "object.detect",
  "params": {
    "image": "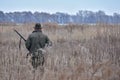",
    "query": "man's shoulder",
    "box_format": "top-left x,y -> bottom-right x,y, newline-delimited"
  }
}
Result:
40,33 -> 48,38
28,32 -> 37,38
29,33 -> 34,37
29,31 -> 47,38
